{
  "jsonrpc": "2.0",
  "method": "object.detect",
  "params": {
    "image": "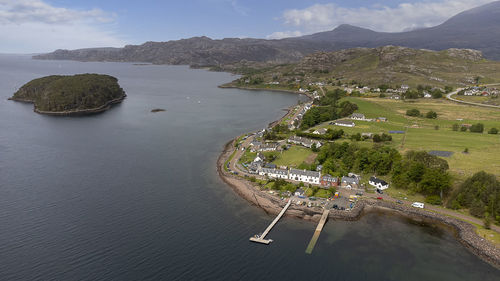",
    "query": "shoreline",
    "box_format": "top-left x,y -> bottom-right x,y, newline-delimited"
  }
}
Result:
8,94 -> 126,116
216,98 -> 500,269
